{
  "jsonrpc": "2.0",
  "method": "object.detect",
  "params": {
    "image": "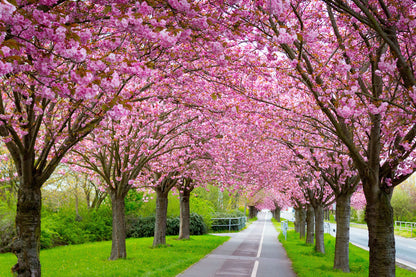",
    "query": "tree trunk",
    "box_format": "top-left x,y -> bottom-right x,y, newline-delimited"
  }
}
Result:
306,204 -> 314,244
314,204 -> 325,253
299,208 -> 306,239
109,192 -> 126,260
86,190 -> 91,209
12,183 -> 42,277
294,208 -> 301,233
248,205 -> 256,219
75,189 -> 81,221
273,207 -> 281,222
365,185 -> 395,277
153,187 -> 169,247
179,188 -> 192,240
324,209 -> 328,220
334,193 -> 351,272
